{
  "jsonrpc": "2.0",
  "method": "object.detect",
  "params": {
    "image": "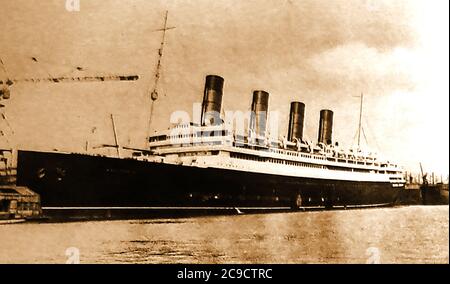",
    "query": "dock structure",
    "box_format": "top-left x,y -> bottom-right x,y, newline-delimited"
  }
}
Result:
0,185 -> 41,220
